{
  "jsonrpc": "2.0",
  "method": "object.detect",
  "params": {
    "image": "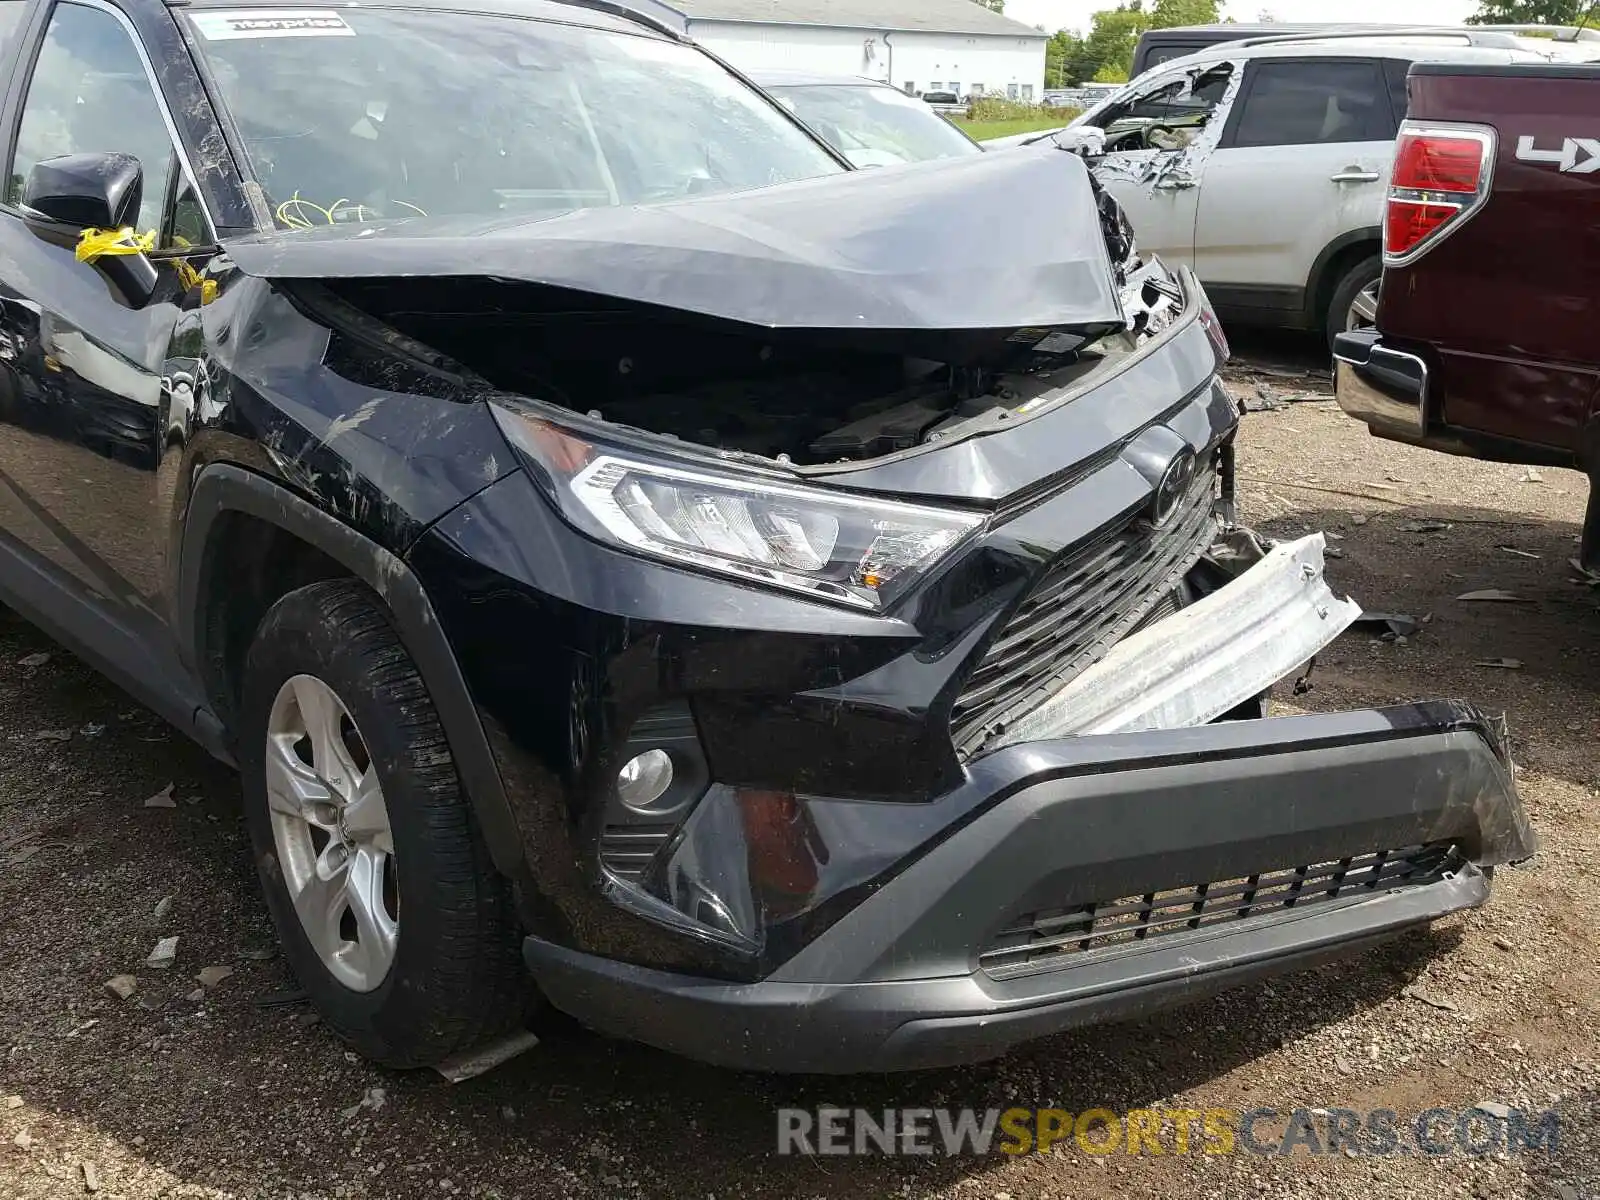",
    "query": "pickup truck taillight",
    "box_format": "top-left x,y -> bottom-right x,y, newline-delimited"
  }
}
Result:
1384,121 -> 1496,265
